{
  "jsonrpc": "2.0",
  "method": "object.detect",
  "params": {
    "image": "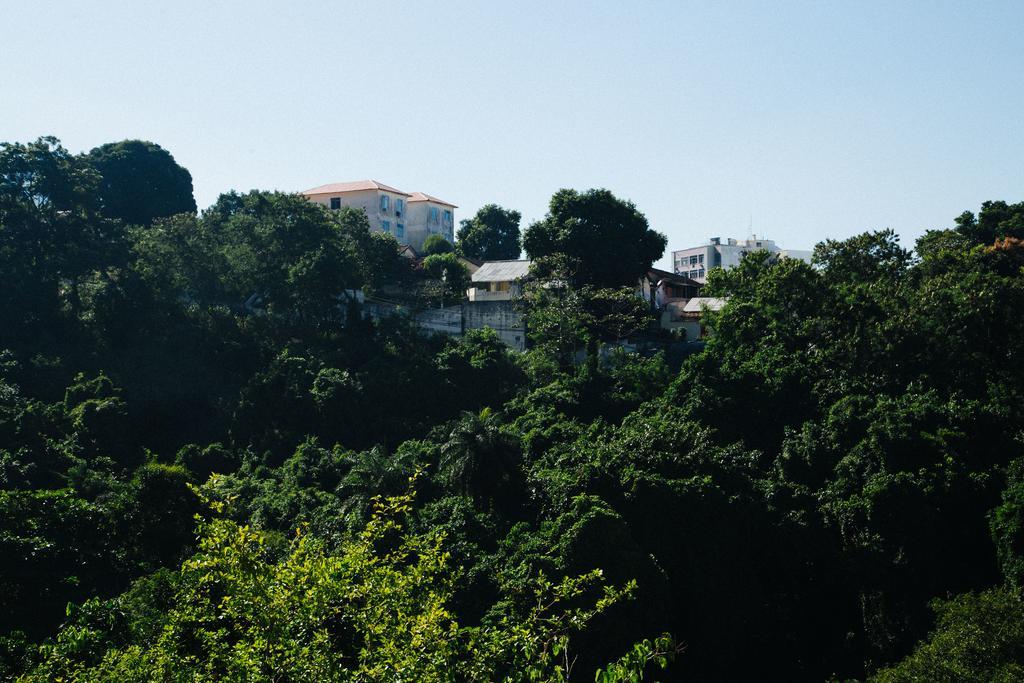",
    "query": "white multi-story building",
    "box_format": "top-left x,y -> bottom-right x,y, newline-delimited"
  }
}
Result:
301,180 -> 456,252
672,236 -> 812,283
